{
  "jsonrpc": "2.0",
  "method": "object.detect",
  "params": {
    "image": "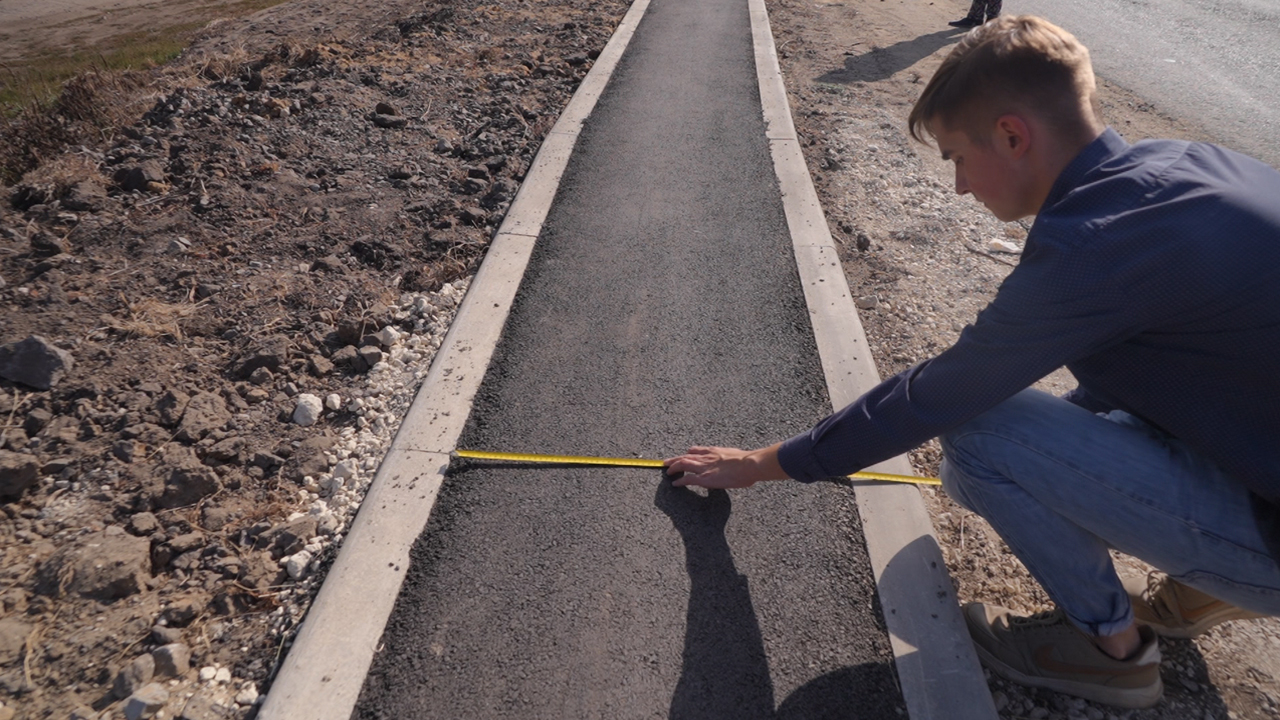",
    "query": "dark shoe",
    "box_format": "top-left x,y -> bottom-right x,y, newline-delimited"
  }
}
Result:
948,16 -> 982,28
963,603 -> 1163,709
1124,572 -> 1265,639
